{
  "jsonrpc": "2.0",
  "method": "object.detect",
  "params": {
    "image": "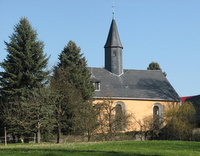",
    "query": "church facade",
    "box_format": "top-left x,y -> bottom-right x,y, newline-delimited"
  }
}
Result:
90,19 -> 180,131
